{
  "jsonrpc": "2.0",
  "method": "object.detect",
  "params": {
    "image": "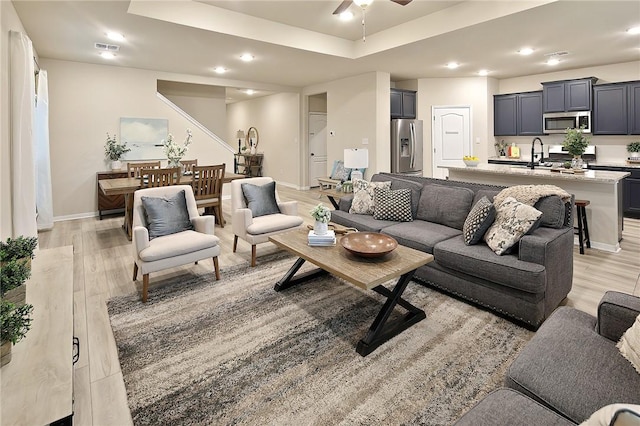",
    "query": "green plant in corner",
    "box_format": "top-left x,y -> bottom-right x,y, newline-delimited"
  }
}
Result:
0,259 -> 31,295
626,142 -> 640,153
0,300 -> 33,345
104,132 -> 131,161
0,236 -> 37,262
562,125 -> 591,157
